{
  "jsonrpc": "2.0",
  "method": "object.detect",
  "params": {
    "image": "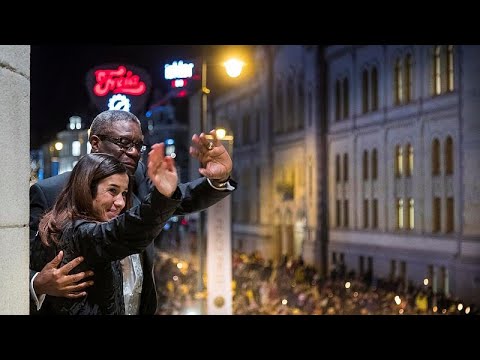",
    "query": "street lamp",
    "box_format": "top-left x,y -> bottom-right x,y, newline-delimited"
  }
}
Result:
200,57 -> 245,132
205,128 -> 234,315
197,51 -> 244,315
